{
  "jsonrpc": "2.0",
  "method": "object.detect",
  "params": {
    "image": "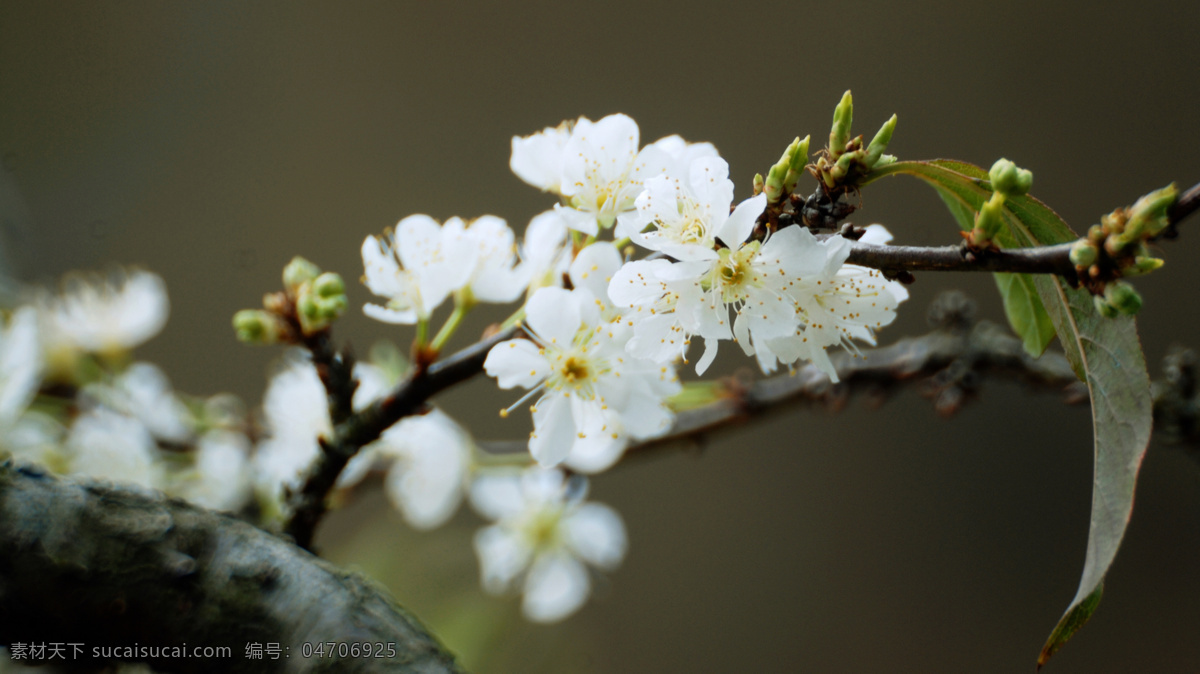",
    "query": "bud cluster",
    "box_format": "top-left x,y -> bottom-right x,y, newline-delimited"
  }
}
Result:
812,91 -> 898,191
1068,184 -> 1177,317
233,256 -> 348,344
